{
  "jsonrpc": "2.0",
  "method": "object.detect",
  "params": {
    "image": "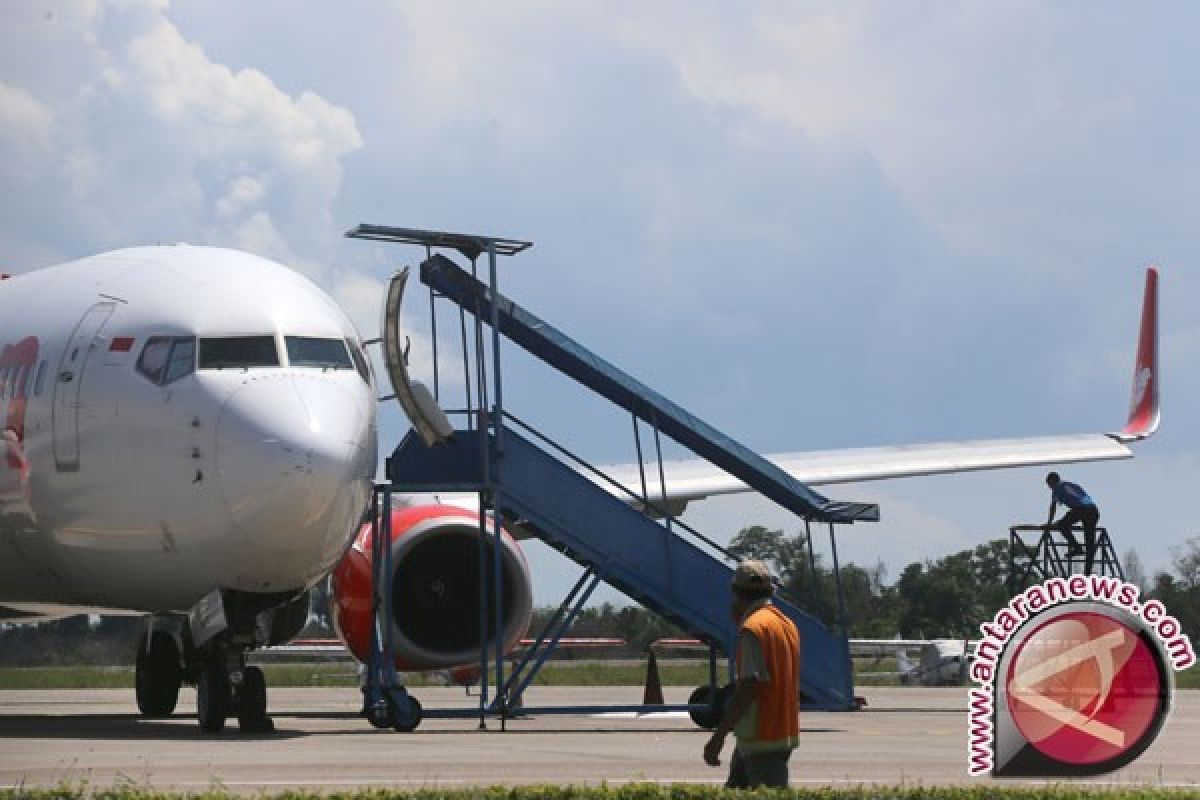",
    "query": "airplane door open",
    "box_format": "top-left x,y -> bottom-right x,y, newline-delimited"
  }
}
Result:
381,267 -> 453,446
53,302 -> 115,472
